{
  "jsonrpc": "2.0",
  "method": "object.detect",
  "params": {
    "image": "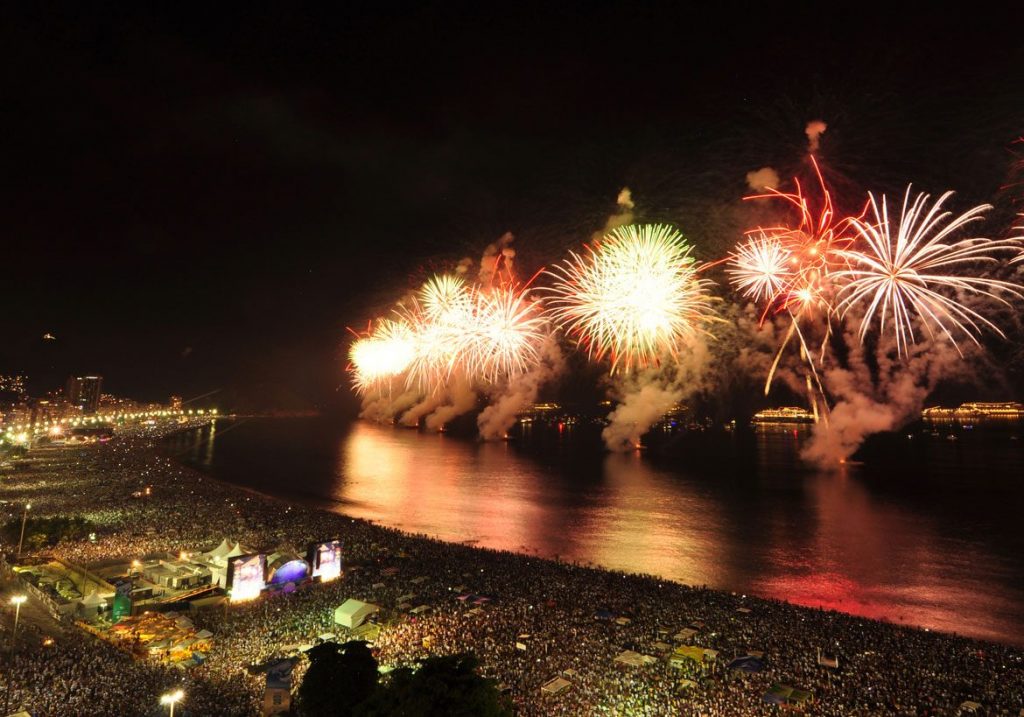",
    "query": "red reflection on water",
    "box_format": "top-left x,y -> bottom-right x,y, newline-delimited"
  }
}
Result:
334,422 -> 1023,645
